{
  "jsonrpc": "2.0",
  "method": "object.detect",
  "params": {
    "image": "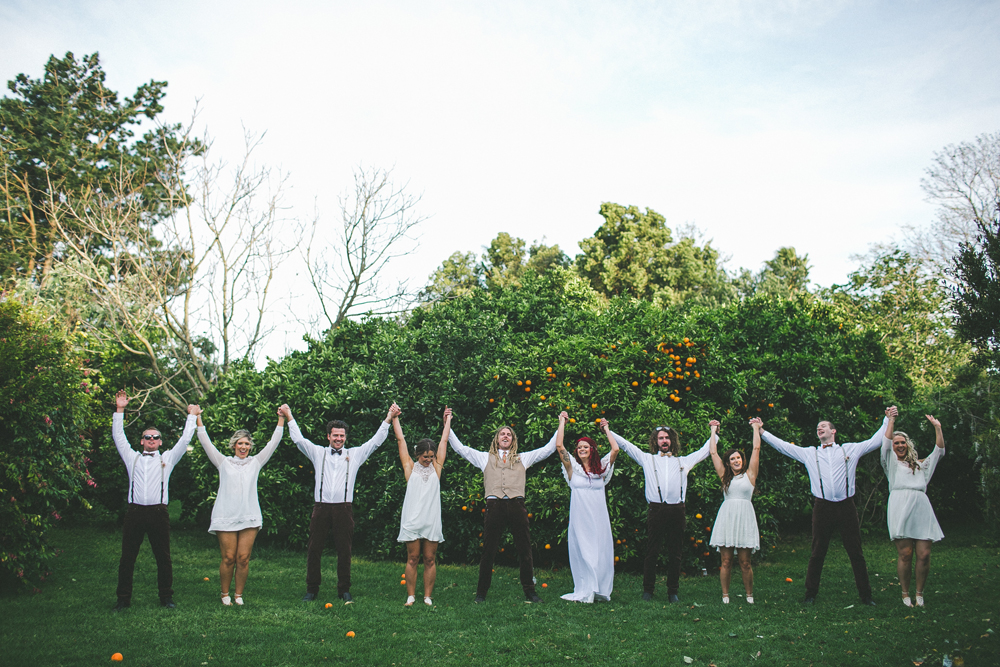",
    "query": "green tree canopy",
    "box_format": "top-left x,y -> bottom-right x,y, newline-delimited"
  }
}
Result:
951,210 -> 1000,370
1,51 -> 201,285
